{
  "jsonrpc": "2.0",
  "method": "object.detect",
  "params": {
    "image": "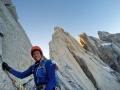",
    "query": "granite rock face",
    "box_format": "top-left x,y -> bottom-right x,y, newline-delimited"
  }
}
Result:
1,0 -> 120,90
49,26 -> 120,90
78,31 -> 120,73
0,1 -> 34,90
